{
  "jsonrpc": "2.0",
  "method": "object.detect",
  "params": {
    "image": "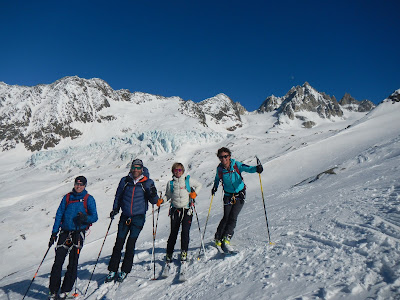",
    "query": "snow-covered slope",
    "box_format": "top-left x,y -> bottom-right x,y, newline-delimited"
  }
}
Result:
0,86 -> 399,300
